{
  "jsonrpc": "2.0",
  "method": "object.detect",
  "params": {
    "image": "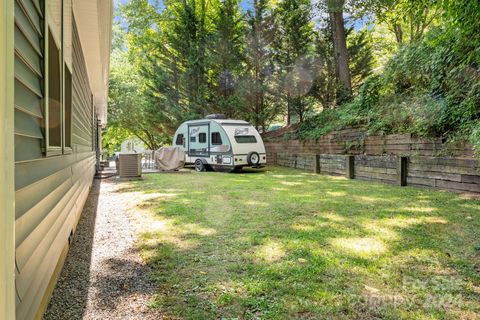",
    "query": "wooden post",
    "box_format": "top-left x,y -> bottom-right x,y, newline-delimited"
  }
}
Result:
271,152 -> 277,165
346,155 -> 355,179
397,156 -> 408,186
314,154 -> 321,174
